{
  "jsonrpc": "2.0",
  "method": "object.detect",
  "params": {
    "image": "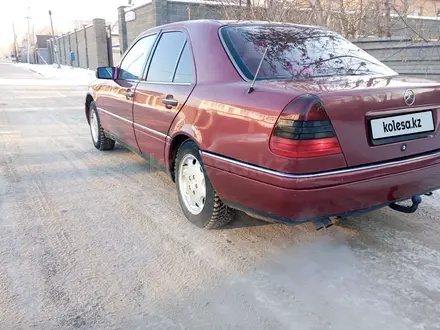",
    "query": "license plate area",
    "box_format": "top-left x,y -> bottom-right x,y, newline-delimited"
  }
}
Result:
369,110 -> 435,146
